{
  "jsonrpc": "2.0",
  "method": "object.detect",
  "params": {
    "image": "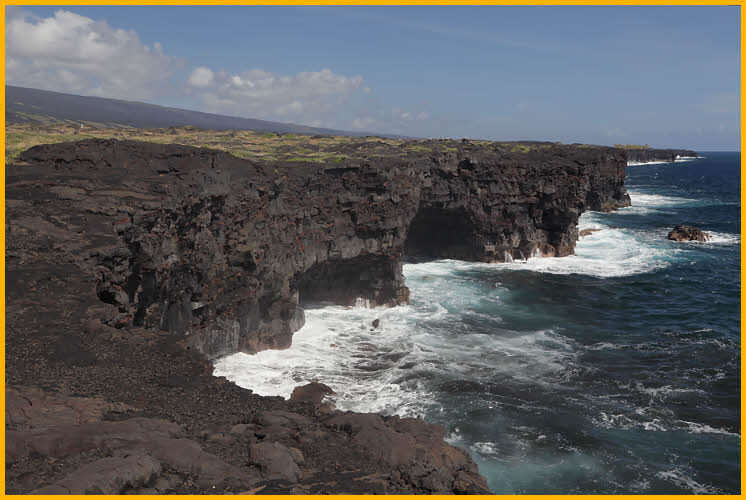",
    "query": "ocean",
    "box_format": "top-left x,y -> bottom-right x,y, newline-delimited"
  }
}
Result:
214,152 -> 740,494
